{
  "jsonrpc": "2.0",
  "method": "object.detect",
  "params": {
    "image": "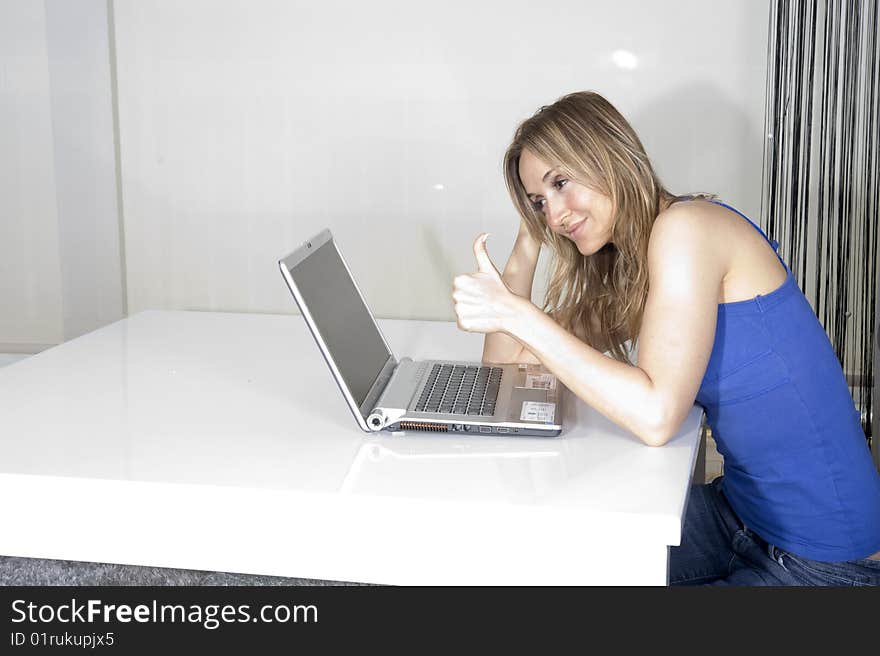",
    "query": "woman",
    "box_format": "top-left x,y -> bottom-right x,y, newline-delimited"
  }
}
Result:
452,91 -> 880,585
